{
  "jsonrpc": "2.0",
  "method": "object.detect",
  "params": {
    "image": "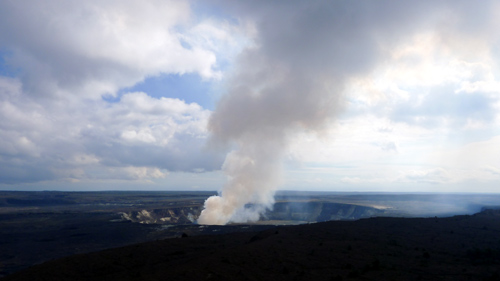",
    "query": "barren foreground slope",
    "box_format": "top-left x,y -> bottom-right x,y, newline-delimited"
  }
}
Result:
4,209 -> 500,281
